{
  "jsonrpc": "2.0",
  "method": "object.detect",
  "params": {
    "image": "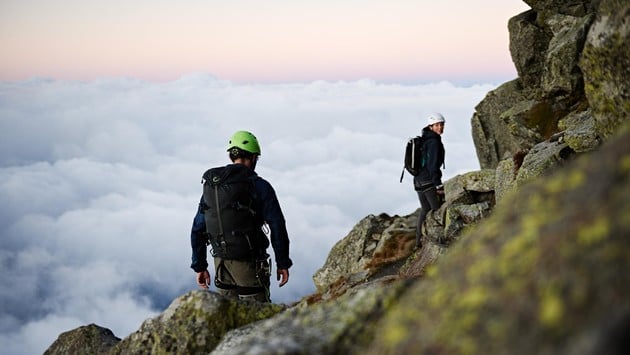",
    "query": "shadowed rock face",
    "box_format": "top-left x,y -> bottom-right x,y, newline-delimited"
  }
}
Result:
580,0 -> 630,139
45,1 -> 630,354
367,123 -> 630,355
523,0 -> 596,17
